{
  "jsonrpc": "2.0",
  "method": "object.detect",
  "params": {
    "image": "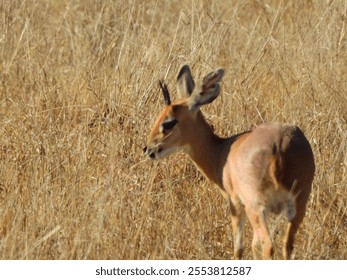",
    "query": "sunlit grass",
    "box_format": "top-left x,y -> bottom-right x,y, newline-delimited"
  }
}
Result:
0,0 -> 346,259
